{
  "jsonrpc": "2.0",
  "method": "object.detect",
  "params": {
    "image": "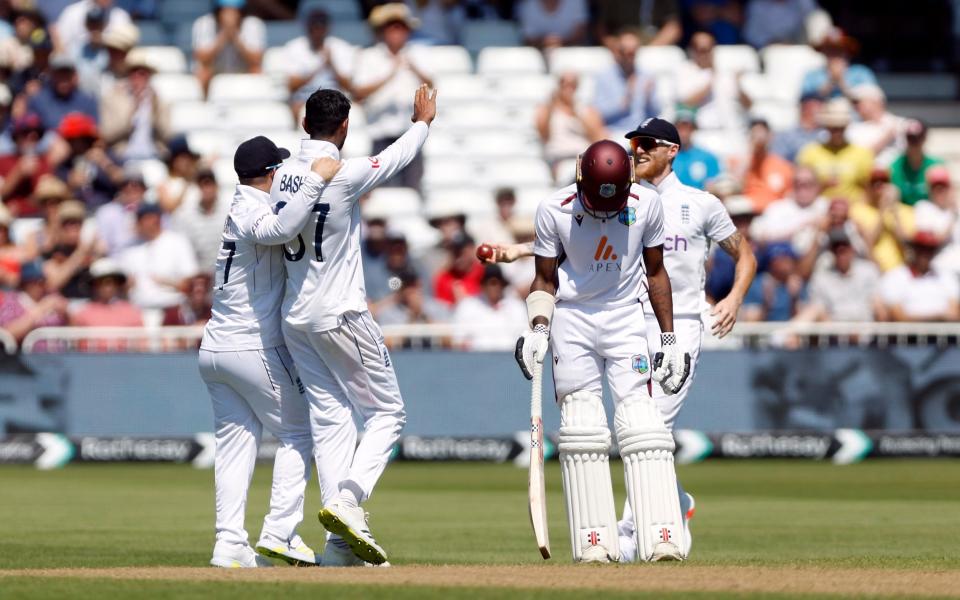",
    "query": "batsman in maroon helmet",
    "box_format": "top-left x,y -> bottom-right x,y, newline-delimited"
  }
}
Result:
514,139 -> 691,563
